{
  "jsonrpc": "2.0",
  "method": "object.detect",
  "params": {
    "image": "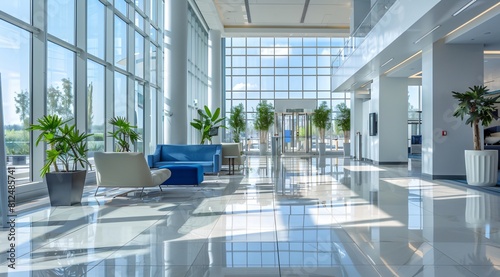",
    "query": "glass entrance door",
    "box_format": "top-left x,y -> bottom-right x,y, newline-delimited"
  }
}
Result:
280,112 -> 312,154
